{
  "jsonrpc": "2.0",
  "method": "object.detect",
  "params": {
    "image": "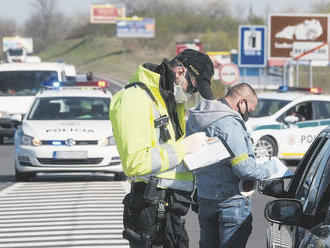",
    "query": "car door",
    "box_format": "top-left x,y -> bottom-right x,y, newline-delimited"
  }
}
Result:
266,133 -> 328,248
291,133 -> 330,247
